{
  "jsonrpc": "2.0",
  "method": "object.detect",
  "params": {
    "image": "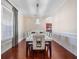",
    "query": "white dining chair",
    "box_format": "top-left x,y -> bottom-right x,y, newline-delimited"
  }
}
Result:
33,34 -> 45,50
